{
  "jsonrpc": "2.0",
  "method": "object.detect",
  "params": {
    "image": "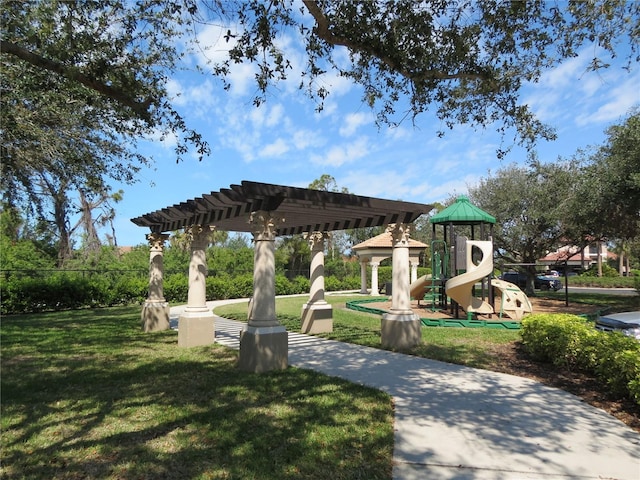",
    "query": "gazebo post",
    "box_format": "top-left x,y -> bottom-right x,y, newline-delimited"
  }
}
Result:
301,231 -> 333,333
370,262 -> 380,296
141,232 -> 170,332
381,223 -> 421,349
178,225 -> 215,347
239,211 -> 288,372
359,258 -> 369,294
